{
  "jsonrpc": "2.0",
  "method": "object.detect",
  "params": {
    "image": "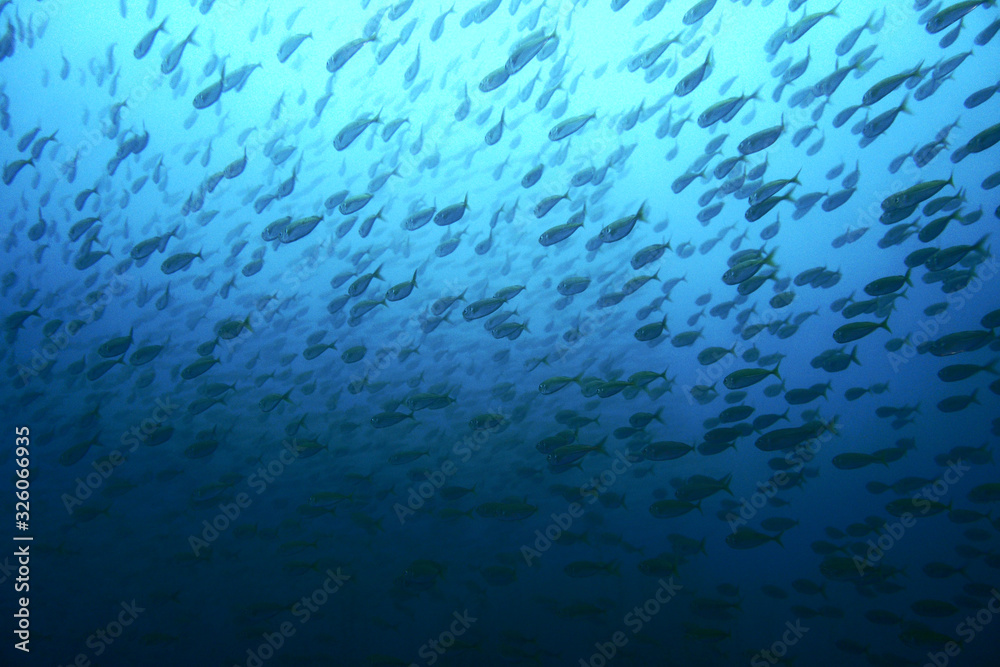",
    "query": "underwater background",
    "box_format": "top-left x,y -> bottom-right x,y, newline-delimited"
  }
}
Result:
2,0 -> 1000,665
